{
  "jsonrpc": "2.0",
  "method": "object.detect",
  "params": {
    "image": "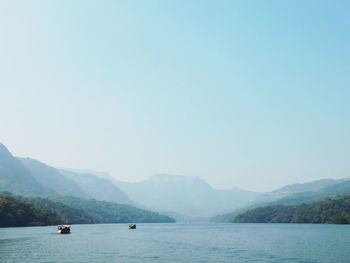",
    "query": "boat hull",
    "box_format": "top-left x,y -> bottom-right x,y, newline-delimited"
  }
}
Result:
57,225 -> 71,234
